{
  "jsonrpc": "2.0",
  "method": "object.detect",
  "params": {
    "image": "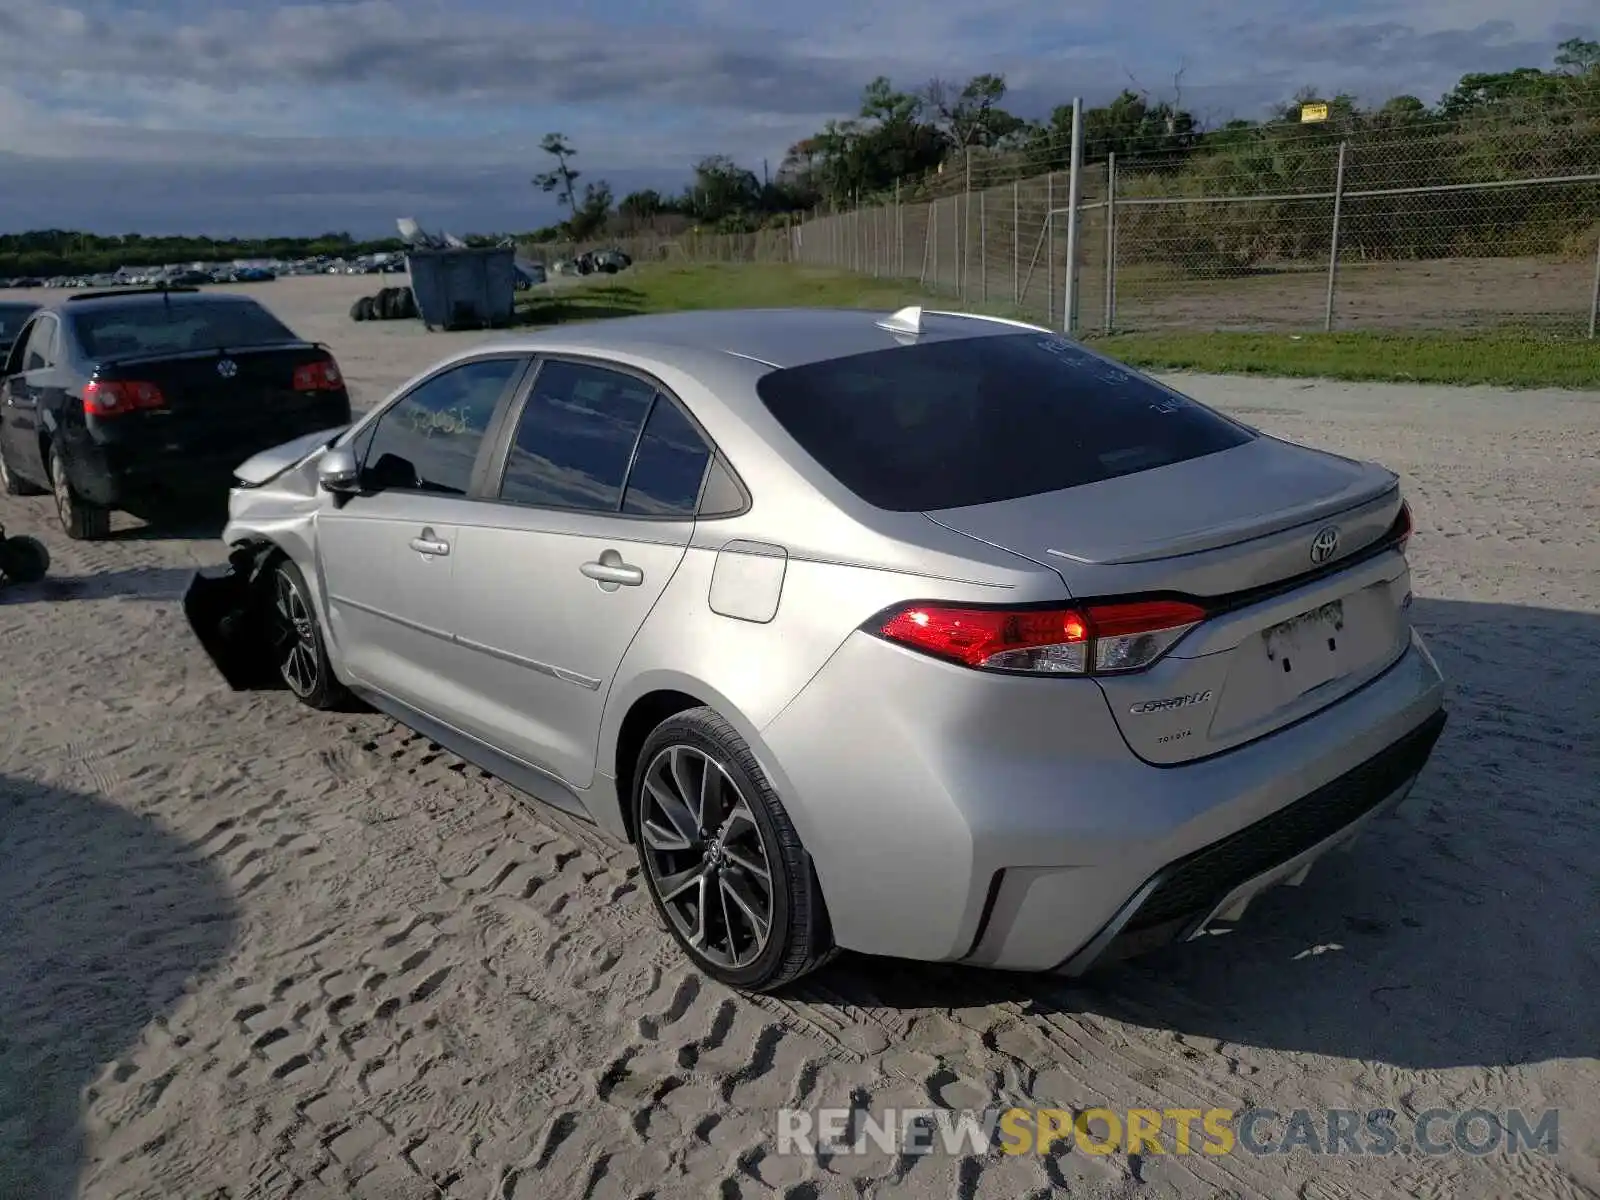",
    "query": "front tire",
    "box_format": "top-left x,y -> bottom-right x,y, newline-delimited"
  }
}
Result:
50,445 -> 111,540
267,557 -> 348,710
633,707 -> 834,991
